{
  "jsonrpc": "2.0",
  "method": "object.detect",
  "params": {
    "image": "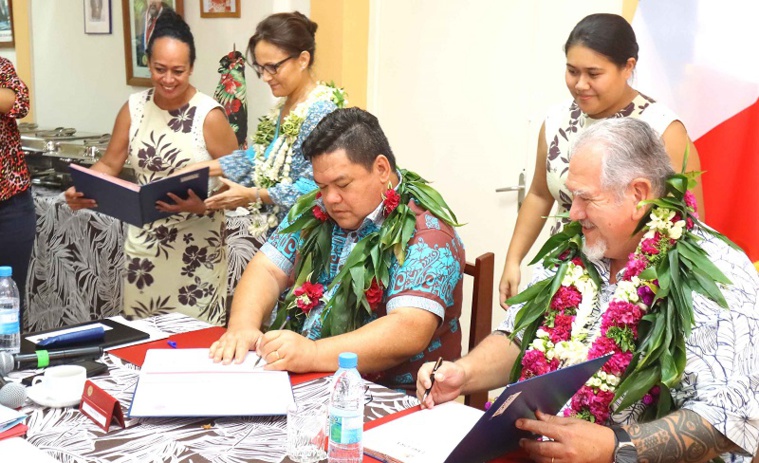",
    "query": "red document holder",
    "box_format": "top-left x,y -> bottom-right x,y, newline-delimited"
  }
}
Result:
80,380 -> 125,432
0,423 -> 28,441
